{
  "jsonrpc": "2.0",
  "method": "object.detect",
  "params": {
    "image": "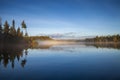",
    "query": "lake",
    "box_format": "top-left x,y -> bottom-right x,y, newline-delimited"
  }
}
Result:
0,42 -> 120,80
